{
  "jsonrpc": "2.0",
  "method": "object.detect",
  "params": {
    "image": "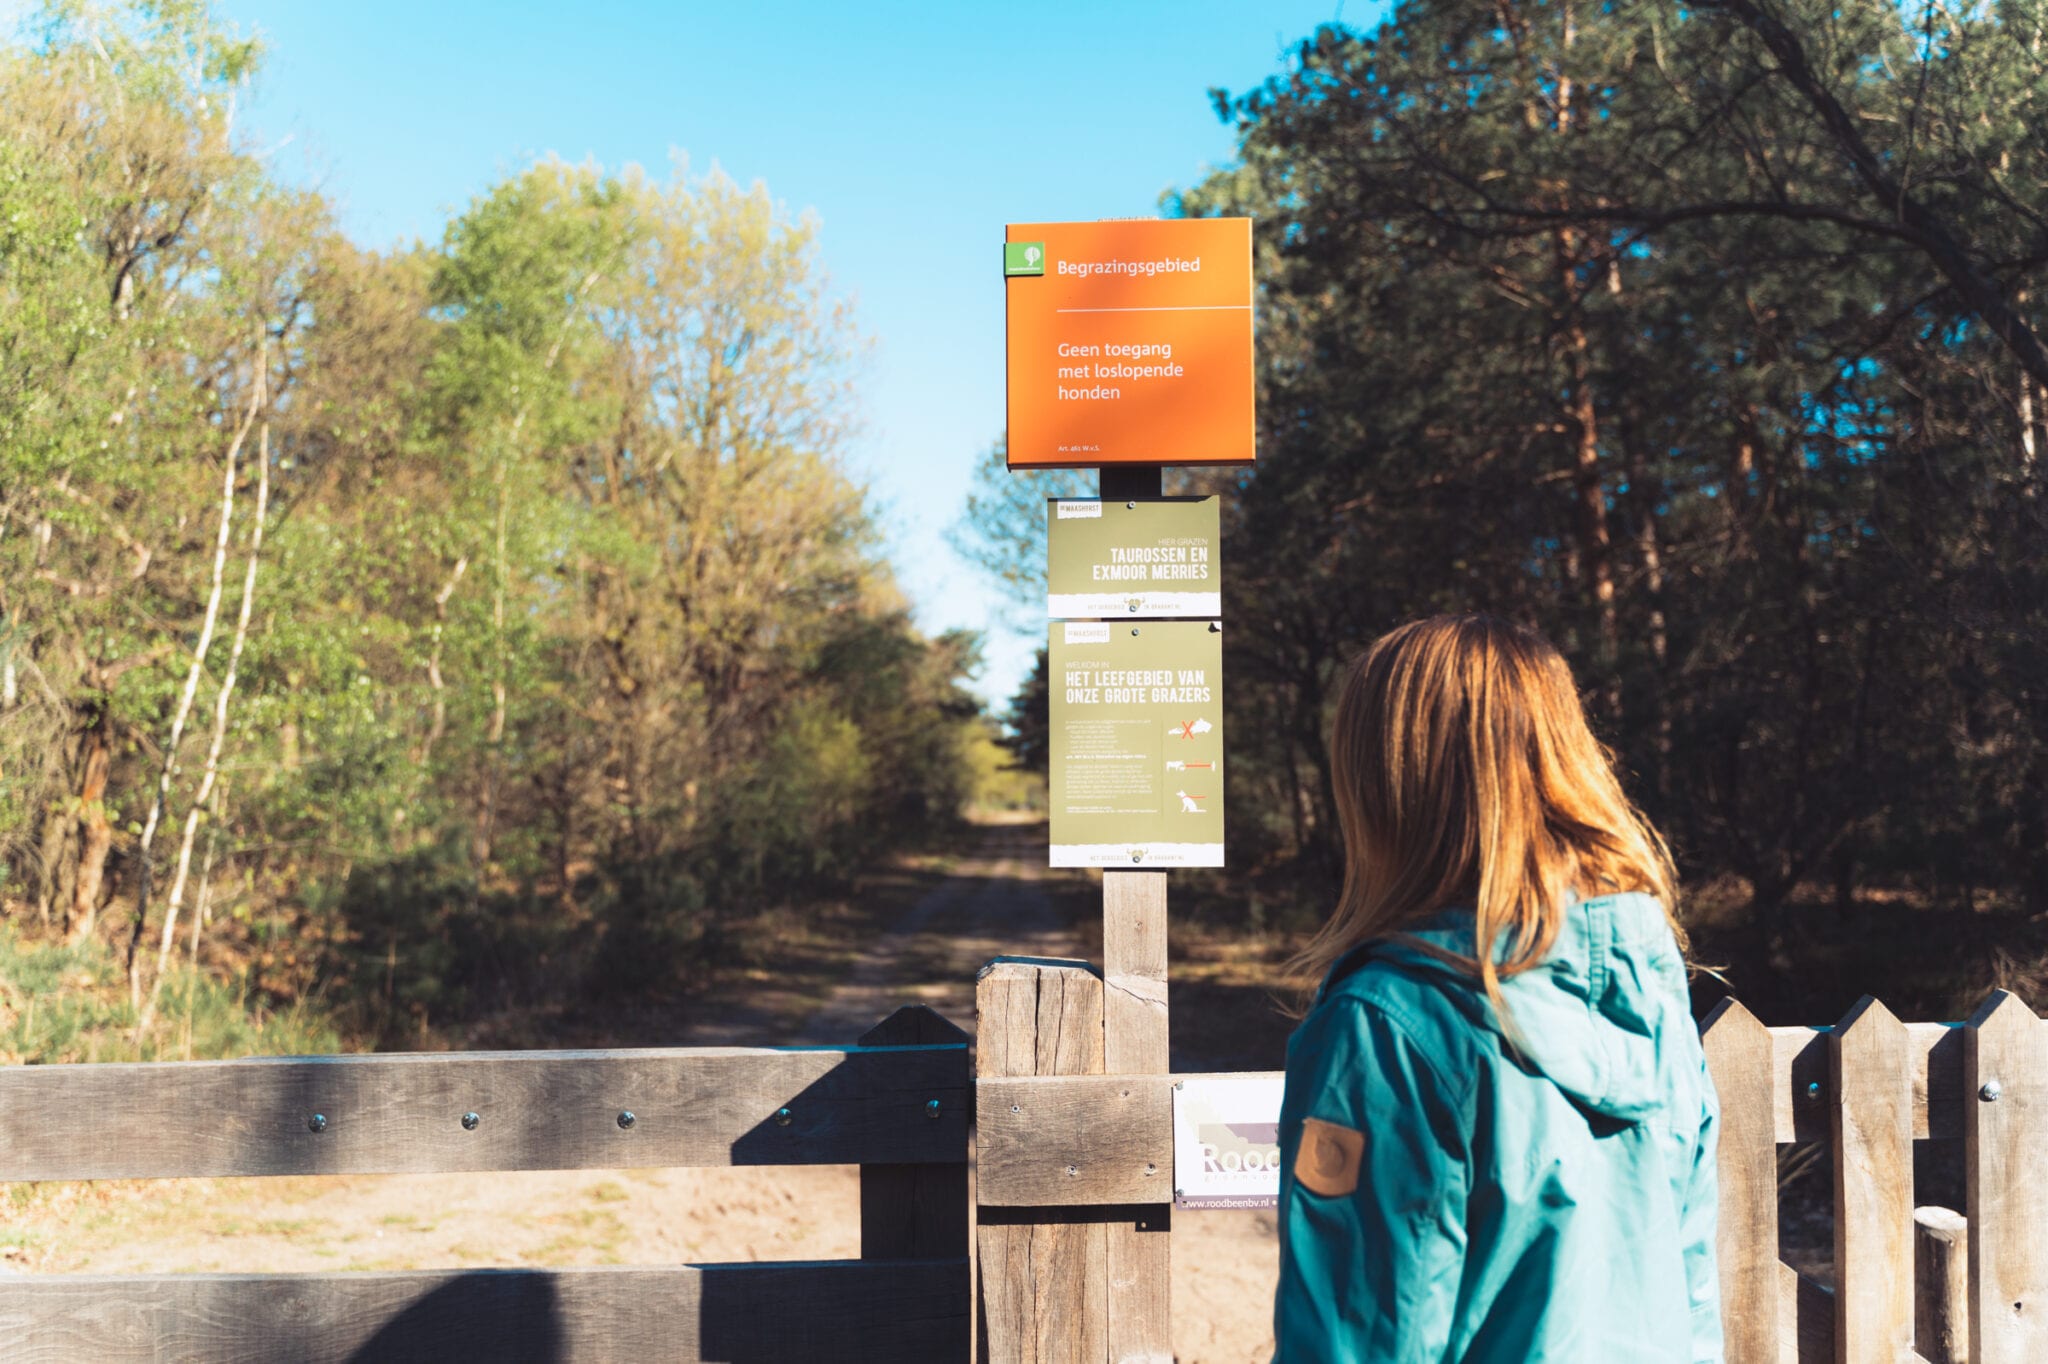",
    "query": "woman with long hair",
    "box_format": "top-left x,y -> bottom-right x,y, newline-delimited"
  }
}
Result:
1274,615 -> 1720,1362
